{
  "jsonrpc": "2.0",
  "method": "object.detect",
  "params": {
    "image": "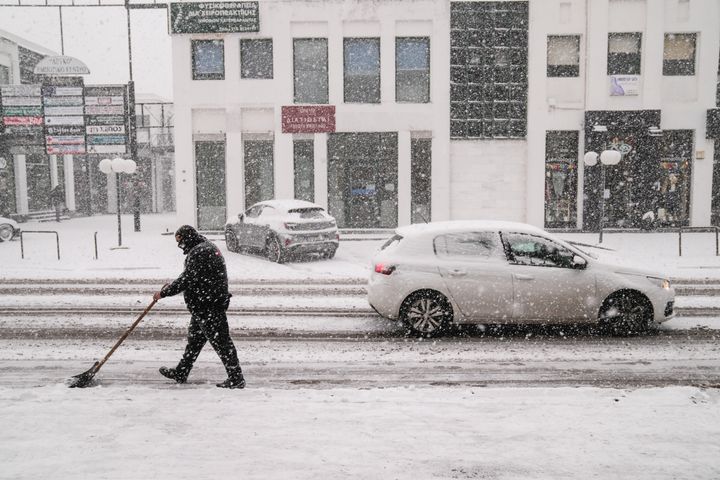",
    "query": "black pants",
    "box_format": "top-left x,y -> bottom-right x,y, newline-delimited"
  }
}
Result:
176,306 -> 240,378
